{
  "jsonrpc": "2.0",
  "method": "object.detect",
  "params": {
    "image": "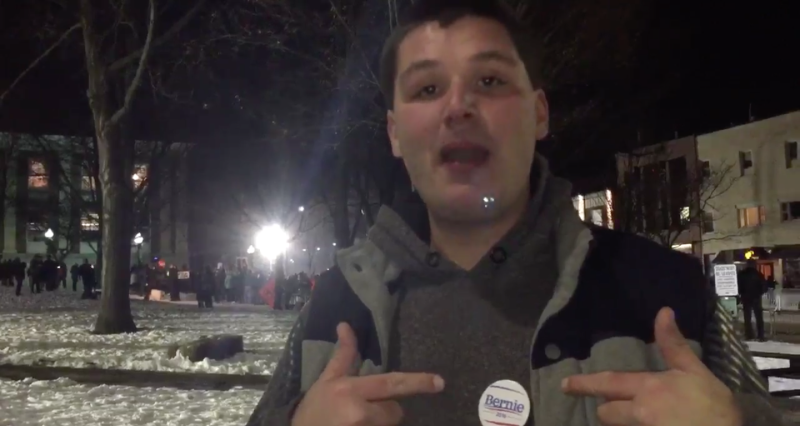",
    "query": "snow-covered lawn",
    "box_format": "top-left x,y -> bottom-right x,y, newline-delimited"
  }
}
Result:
0,285 -> 297,375
0,377 -> 262,426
